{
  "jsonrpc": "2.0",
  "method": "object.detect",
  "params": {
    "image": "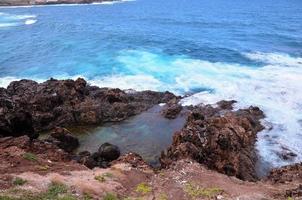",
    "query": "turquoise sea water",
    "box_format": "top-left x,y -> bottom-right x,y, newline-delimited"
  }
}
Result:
0,0 -> 302,168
